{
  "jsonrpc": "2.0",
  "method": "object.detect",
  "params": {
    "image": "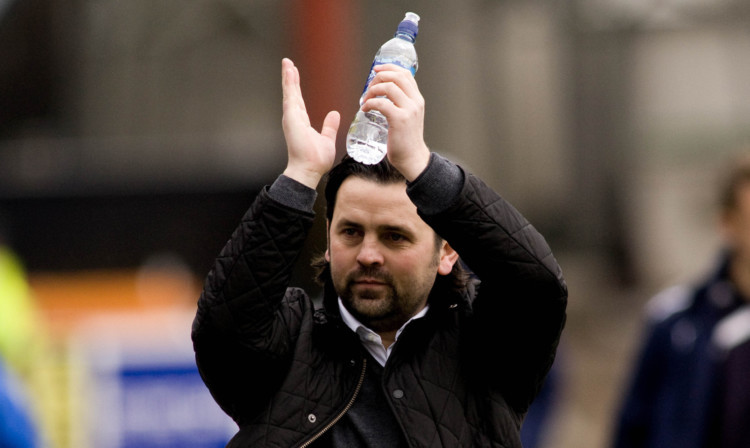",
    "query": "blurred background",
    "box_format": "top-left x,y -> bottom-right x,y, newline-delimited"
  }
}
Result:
1,0 -> 750,447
